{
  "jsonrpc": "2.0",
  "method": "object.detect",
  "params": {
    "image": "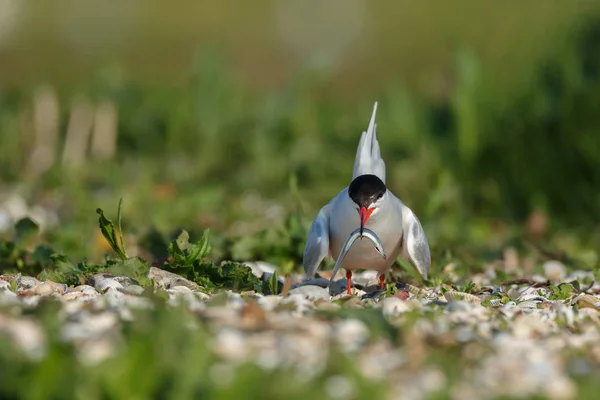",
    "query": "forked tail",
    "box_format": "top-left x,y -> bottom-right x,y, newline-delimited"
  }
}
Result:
352,101 -> 386,183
